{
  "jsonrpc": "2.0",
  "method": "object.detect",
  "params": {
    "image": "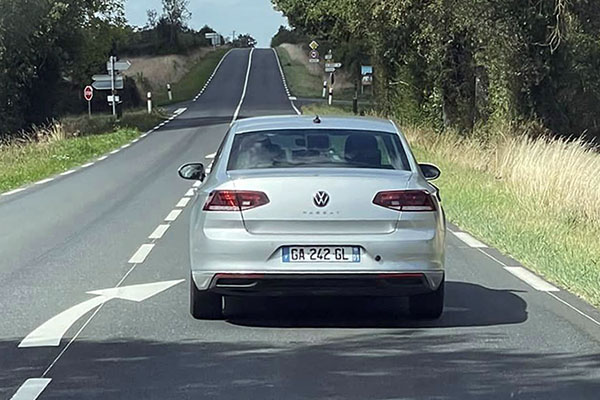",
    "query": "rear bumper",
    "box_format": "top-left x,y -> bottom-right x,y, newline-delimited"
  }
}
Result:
193,271 -> 444,297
